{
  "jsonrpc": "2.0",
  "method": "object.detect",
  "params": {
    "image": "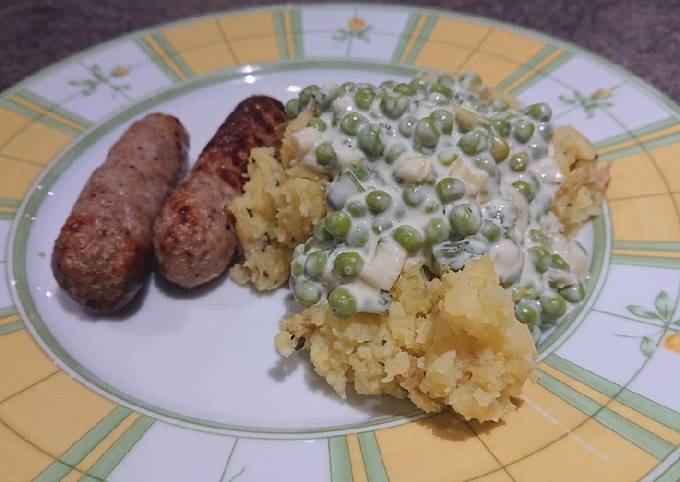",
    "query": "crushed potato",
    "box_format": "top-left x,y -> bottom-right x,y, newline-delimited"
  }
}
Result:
552,125 -> 610,235
275,257 -> 537,422
230,114 -> 329,290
